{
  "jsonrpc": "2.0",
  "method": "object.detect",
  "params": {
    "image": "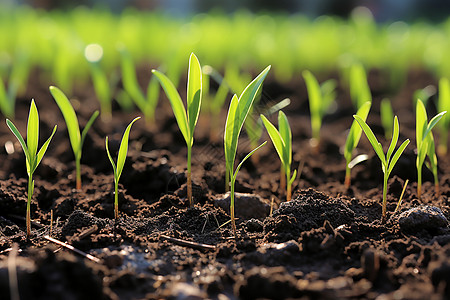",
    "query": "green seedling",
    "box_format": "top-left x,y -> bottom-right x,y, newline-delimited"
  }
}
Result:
106,117 -> 140,220
344,101 -> 371,188
302,70 -> 336,152
350,63 -> 371,109
224,65 -> 270,236
261,111 -> 297,201
438,78 -> 450,155
50,86 -> 99,190
380,98 -> 394,139
6,99 -> 57,237
120,48 -> 159,124
354,115 -> 409,223
152,53 -> 202,207
415,99 -> 446,198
